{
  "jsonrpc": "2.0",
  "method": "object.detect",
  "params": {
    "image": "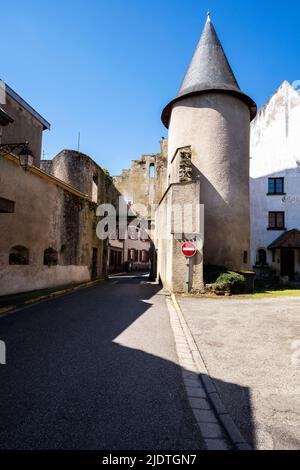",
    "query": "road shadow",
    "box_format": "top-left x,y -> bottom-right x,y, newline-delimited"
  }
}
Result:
0,275 -> 255,449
